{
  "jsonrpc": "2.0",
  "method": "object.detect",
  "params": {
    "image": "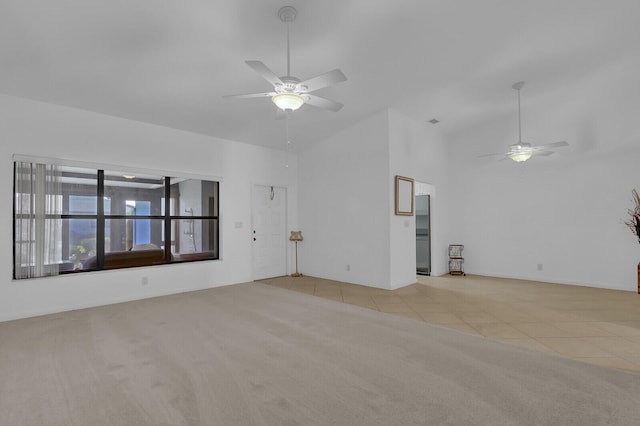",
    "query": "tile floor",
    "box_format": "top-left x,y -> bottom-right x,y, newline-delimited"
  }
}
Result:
259,274 -> 640,373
